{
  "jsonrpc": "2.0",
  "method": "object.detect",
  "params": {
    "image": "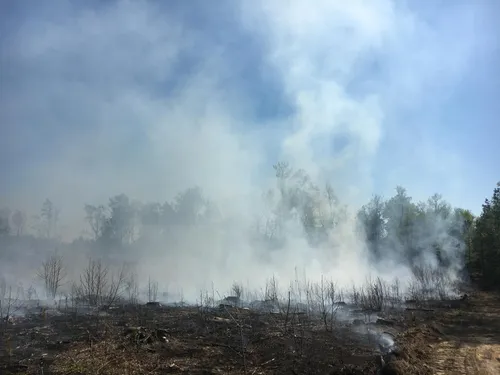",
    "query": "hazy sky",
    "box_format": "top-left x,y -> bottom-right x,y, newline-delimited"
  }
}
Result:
1,0 -> 499,233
